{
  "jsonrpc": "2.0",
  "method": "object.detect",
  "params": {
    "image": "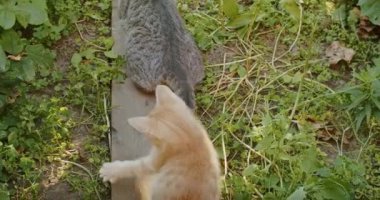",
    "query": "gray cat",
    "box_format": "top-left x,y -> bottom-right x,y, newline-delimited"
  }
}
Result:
118,0 -> 204,109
